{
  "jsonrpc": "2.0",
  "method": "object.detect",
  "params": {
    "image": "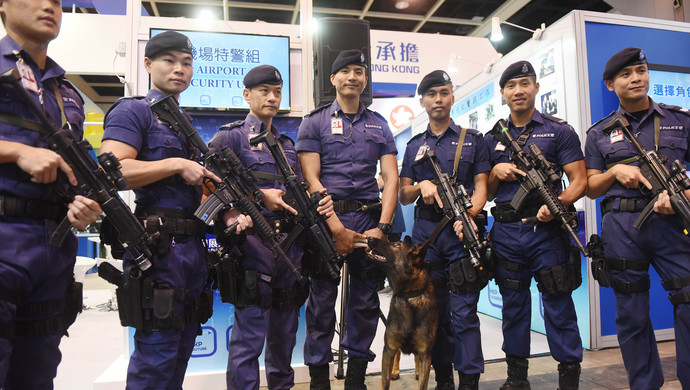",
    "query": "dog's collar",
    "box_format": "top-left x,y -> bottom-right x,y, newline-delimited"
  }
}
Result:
393,282 -> 431,300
